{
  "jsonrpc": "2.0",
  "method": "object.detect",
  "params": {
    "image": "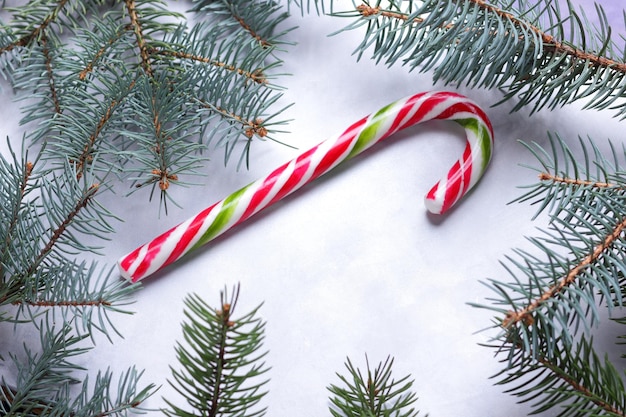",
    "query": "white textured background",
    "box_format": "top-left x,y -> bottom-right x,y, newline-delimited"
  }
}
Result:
1,1 -> 626,416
